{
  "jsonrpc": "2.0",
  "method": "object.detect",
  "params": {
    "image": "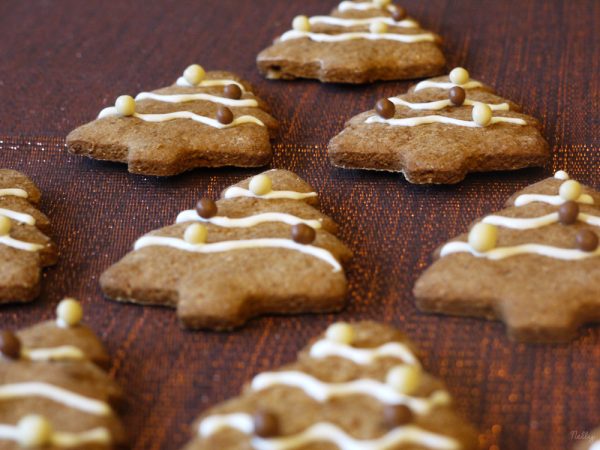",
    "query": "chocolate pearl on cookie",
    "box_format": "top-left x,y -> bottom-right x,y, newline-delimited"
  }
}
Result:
196,198 -> 218,219
291,223 -> 316,245
223,84 -> 242,100
558,201 -> 579,225
253,410 -> 279,438
392,6 -> 407,21
449,86 -> 466,106
0,330 -> 21,359
576,230 -> 599,252
375,98 -> 395,119
216,106 -> 234,125
384,404 -> 414,428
